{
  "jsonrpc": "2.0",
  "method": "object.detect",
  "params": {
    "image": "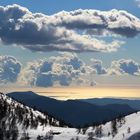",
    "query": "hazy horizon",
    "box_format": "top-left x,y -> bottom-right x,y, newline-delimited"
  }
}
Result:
1,86 -> 140,100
